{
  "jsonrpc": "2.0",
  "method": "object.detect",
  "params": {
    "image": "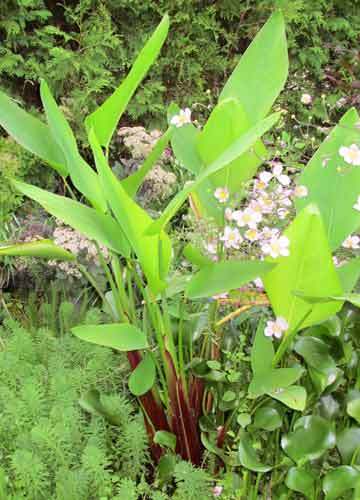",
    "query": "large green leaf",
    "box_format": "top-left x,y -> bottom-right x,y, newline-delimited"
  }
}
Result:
186,259 -> 275,299
337,427 -> 360,465
196,98 -> 267,192
337,258 -> 360,293
219,10 -> 288,125
89,129 -> 171,294
238,431 -> 272,472
249,366 -> 304,397
296,108 -> 360,250
128,352 -> 156,396
72,323 -> 148,351
0,239 -> 75,261
85,15 -> 169,148
263,204 -> 344,333
0,90 -> 67,176
323,466 -> 360,500
281,415 -> 336,465
253,406 -> 282,431
147,112 -> 280,235
40,80 -> 106,212
285,467 -> 316,499
12,180 -> 130,257
269,386 -> 306,411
